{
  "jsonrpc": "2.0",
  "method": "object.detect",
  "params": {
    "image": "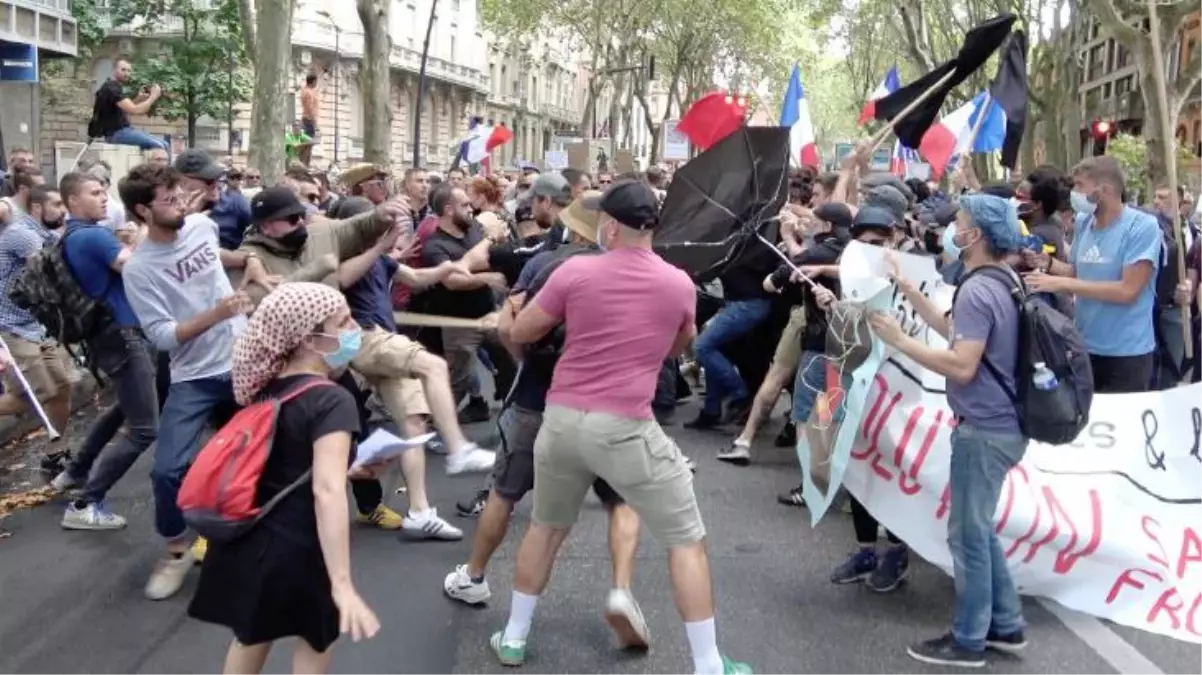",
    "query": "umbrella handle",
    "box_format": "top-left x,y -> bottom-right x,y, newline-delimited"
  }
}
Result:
755,229 -> 821,291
